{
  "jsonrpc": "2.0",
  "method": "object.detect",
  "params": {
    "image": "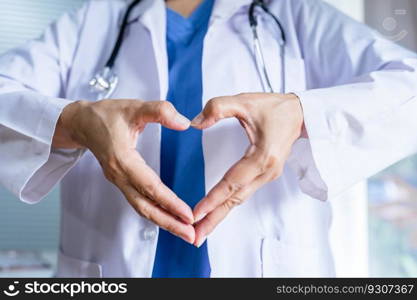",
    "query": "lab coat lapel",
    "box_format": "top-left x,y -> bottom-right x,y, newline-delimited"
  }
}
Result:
125,0 -> 258,100
129,0 -> 169,100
